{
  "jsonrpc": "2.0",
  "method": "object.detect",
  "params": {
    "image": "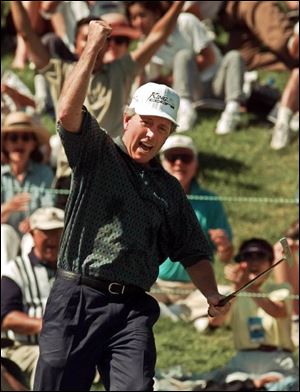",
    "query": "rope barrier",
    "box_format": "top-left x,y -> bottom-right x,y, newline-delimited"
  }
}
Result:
187,195 -> 299,205
2,185 -> 299,204
150,286 -> 299,299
